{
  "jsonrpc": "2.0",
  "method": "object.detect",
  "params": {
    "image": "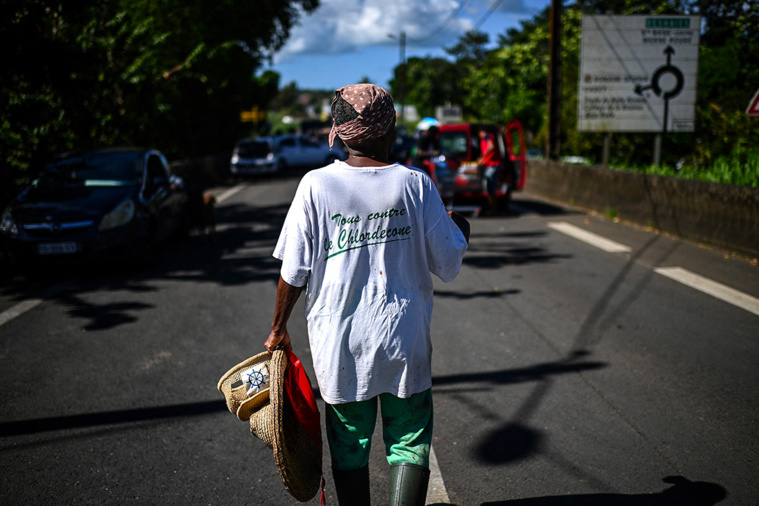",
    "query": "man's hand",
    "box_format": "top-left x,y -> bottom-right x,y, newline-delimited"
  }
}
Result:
448,209 -> 470,244
264,328 -> 291,352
